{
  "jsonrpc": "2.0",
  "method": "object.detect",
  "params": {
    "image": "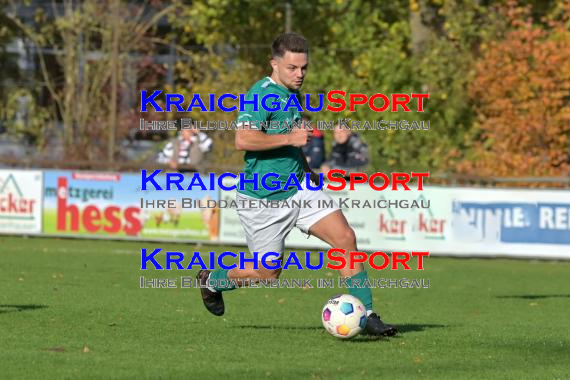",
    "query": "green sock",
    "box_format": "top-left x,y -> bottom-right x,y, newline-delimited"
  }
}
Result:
346,271 -> 373,311
208,269 -> 237,292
